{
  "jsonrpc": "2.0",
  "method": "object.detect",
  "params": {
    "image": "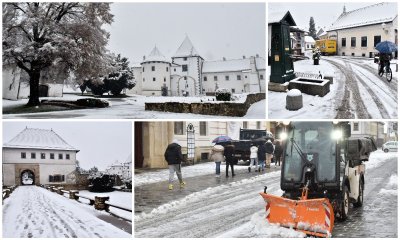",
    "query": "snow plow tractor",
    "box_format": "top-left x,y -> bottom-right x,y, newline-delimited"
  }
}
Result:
260,122 -> 377,237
